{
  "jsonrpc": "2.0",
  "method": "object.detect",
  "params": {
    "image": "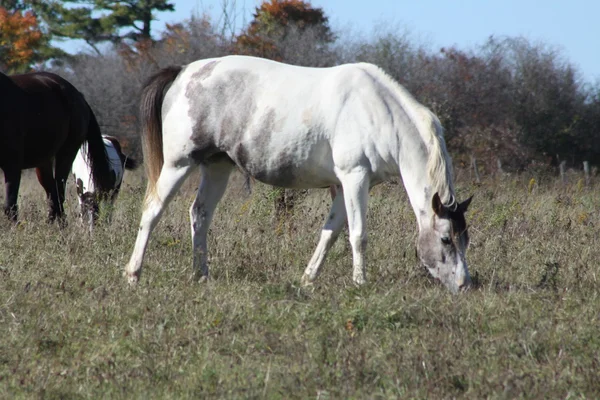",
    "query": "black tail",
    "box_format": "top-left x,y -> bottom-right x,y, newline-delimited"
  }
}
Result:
84,104 -> 113,197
